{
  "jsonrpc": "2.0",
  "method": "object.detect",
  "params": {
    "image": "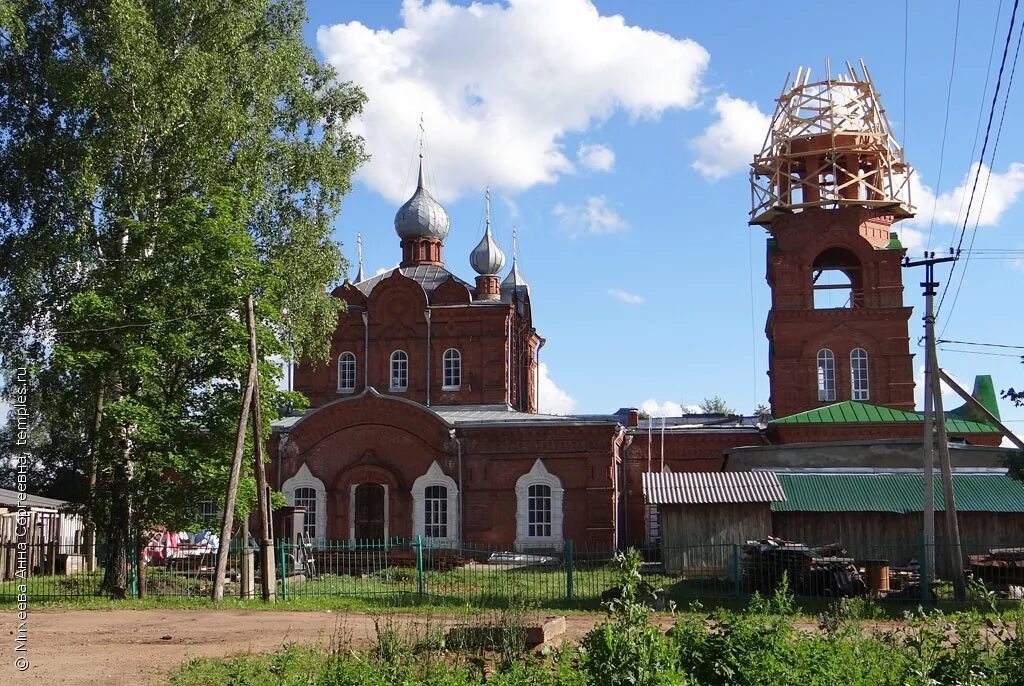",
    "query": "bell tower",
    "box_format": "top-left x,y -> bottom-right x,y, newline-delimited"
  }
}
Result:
750,62 -> 917,418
